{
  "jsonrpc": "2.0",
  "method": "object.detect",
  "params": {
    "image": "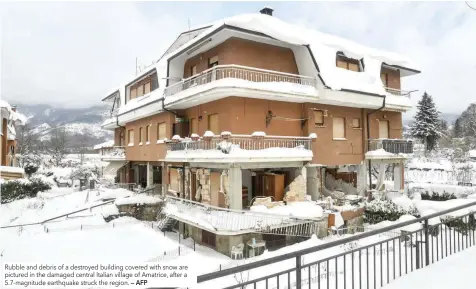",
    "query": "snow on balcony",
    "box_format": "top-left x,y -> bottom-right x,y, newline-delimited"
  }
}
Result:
100,146 -> 126,161
165,134 -> 313,163
366,139 -> 413,160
